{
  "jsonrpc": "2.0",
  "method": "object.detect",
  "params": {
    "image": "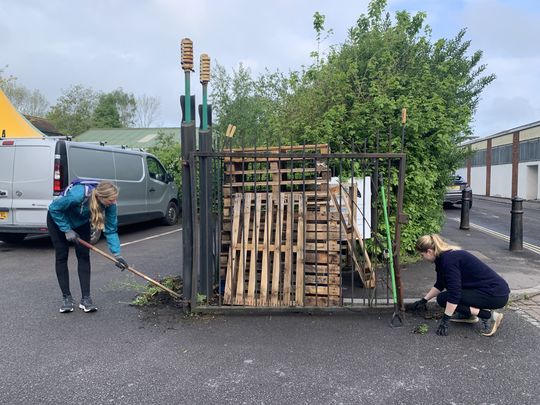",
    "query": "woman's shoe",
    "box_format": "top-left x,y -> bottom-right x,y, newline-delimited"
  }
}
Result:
59,295 -> 74,313
79,296 -> 98,313
481,311 -> 503,336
